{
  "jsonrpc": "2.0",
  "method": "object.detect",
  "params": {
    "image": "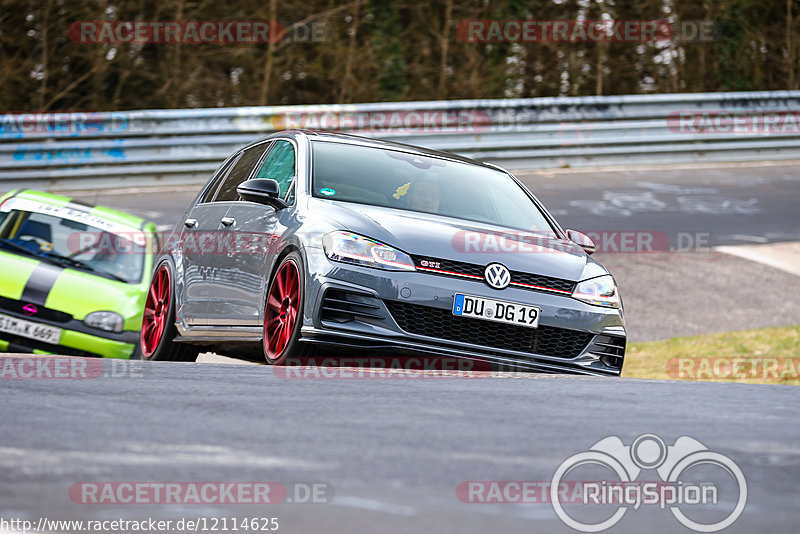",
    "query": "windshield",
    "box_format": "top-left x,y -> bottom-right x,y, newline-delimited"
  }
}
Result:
310,141 -> 556,234
0,208 -> 145,284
